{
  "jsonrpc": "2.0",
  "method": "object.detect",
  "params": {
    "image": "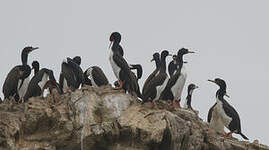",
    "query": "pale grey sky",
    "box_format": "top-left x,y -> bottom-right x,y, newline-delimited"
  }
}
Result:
0,0 -> 268,144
